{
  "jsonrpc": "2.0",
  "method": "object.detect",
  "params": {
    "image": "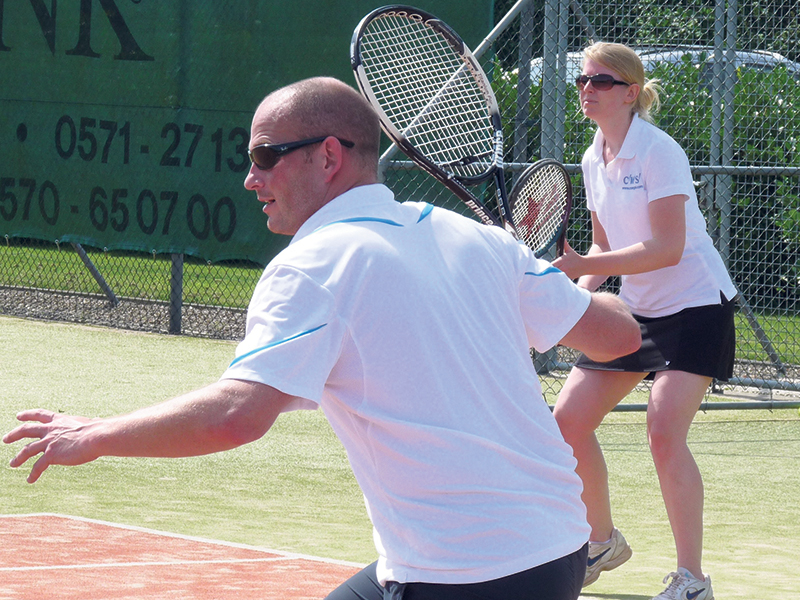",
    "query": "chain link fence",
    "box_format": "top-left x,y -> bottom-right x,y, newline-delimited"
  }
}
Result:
1,0 -> 798,401
0,239 -> 259,339
382,0 -> 800,401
